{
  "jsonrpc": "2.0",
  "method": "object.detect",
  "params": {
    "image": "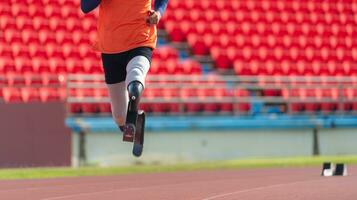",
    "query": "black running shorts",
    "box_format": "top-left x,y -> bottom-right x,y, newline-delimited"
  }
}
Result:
101,47 -> 153,84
